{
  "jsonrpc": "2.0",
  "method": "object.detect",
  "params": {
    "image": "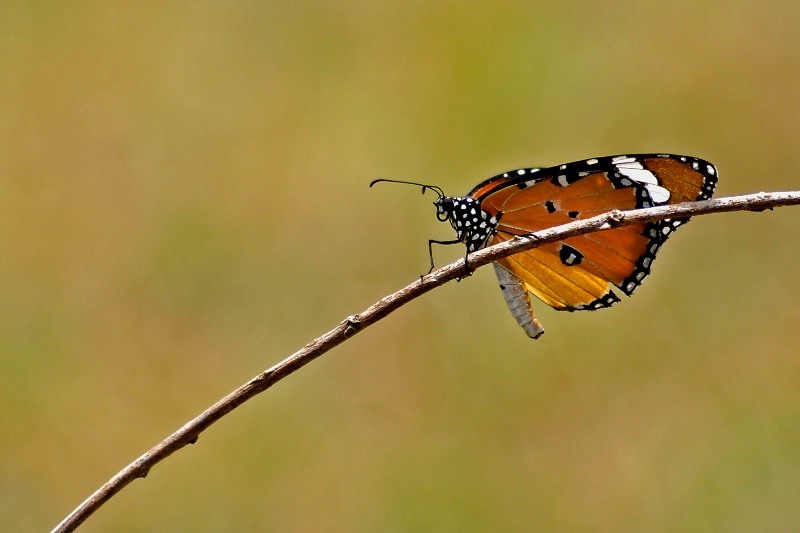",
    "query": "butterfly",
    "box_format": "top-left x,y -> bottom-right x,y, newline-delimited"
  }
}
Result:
372,154 -> 717,339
